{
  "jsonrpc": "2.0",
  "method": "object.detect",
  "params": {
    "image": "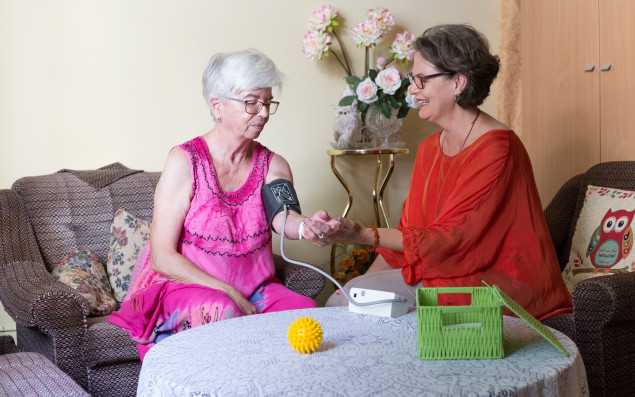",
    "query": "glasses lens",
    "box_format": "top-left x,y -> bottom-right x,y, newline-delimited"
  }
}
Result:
408,73 -> 424,89
268,102 -> 279,114
244,101 -> 262,114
